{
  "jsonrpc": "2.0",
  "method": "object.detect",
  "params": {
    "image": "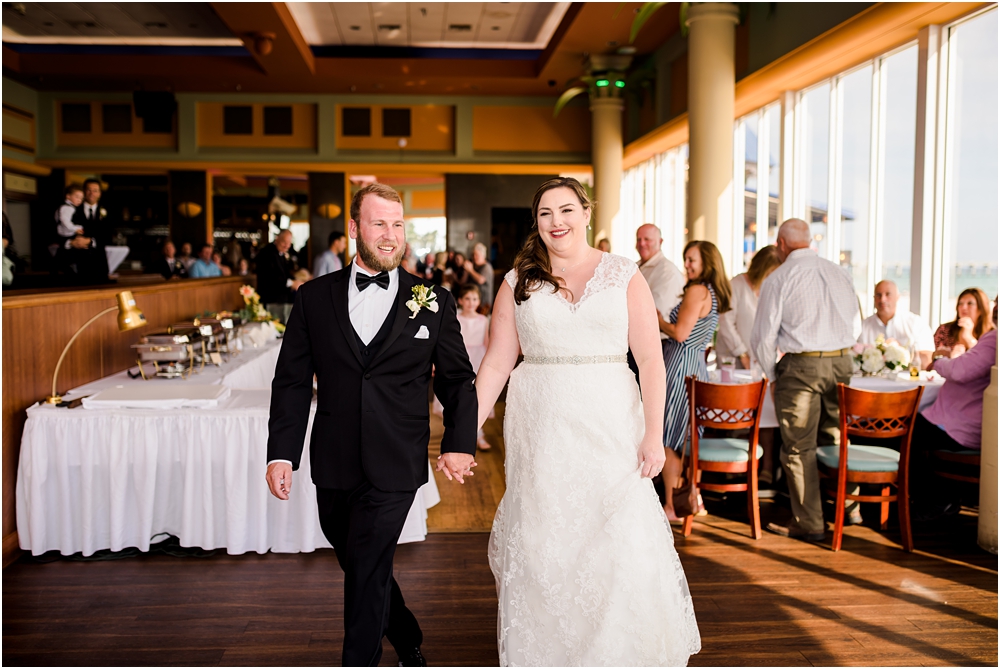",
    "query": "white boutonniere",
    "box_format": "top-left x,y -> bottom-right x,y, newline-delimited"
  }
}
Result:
406,284 -> 439,319
99,208 -> 107,218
